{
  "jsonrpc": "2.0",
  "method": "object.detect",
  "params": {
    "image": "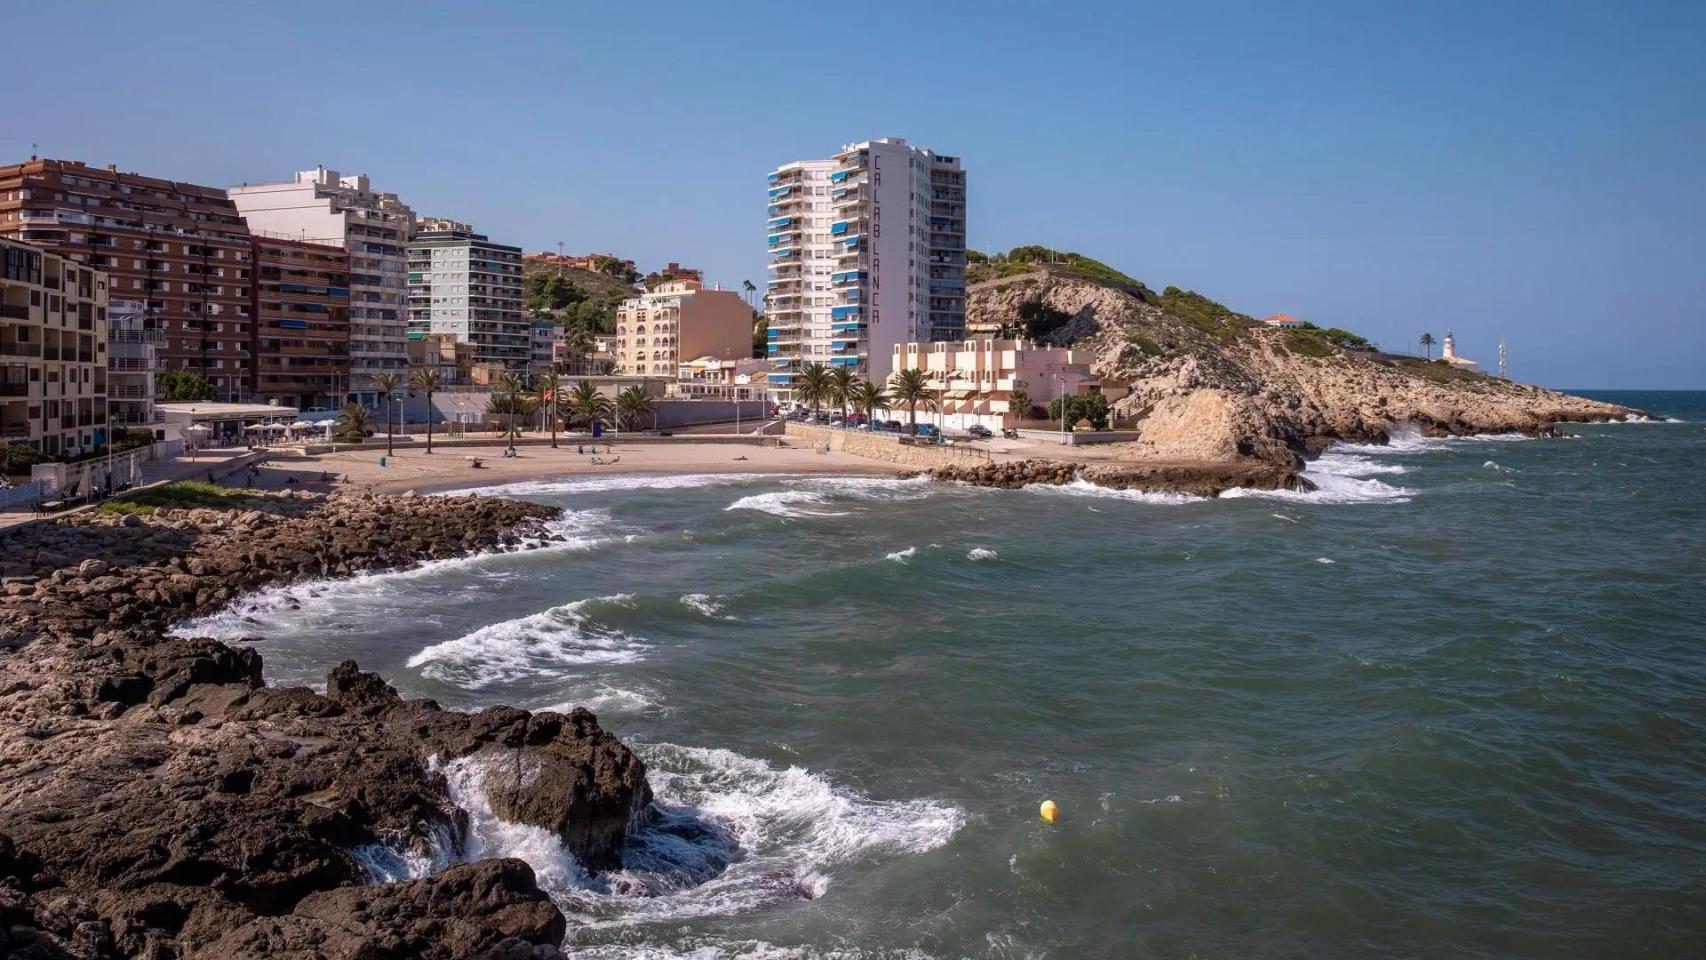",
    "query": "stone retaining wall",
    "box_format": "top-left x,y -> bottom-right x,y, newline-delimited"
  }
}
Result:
786,423 -> 991,468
